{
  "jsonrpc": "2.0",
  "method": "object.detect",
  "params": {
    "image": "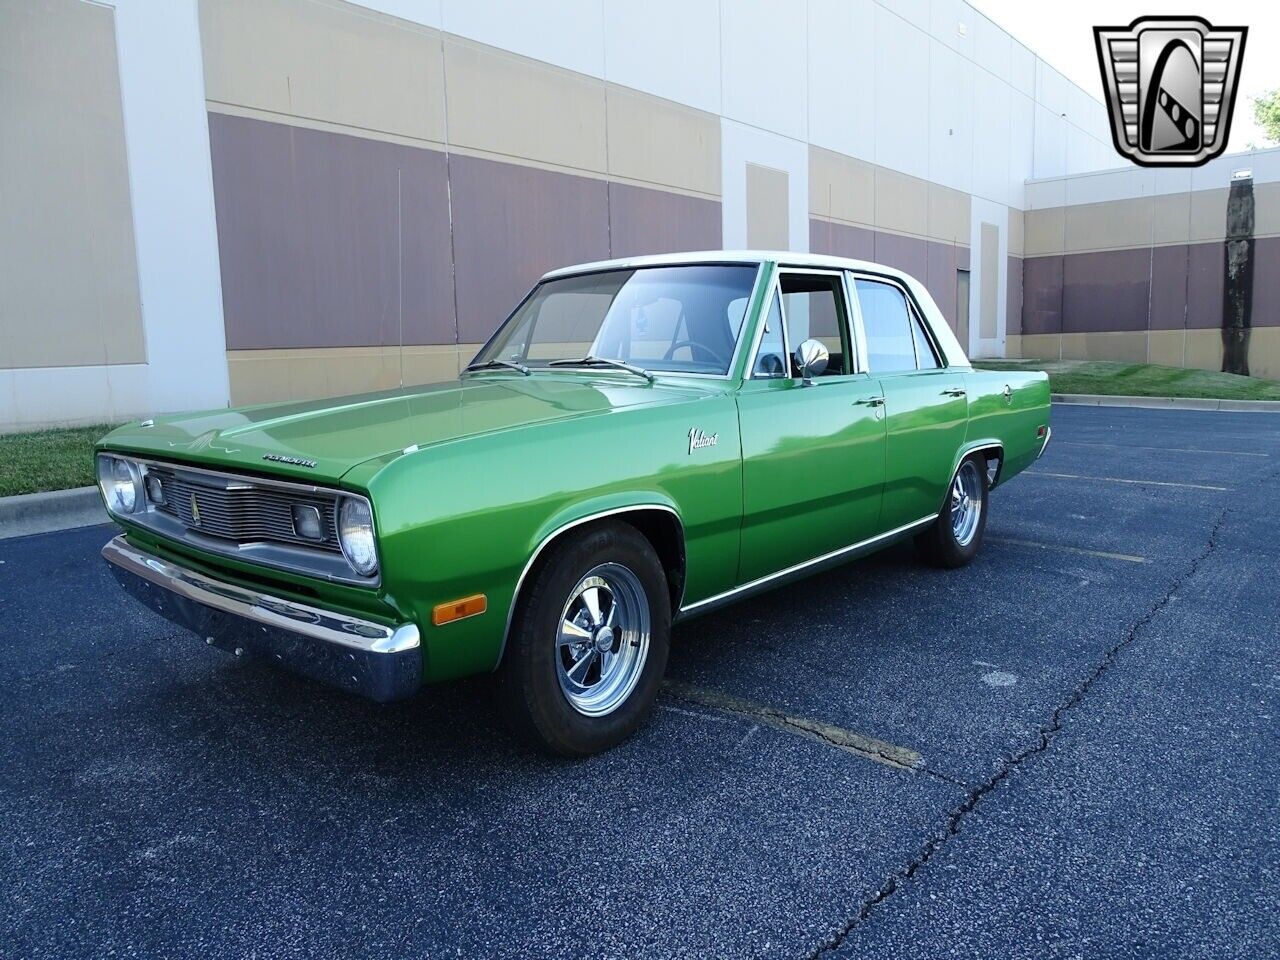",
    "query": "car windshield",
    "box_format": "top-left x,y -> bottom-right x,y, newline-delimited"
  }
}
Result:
473,264 -> 760,376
